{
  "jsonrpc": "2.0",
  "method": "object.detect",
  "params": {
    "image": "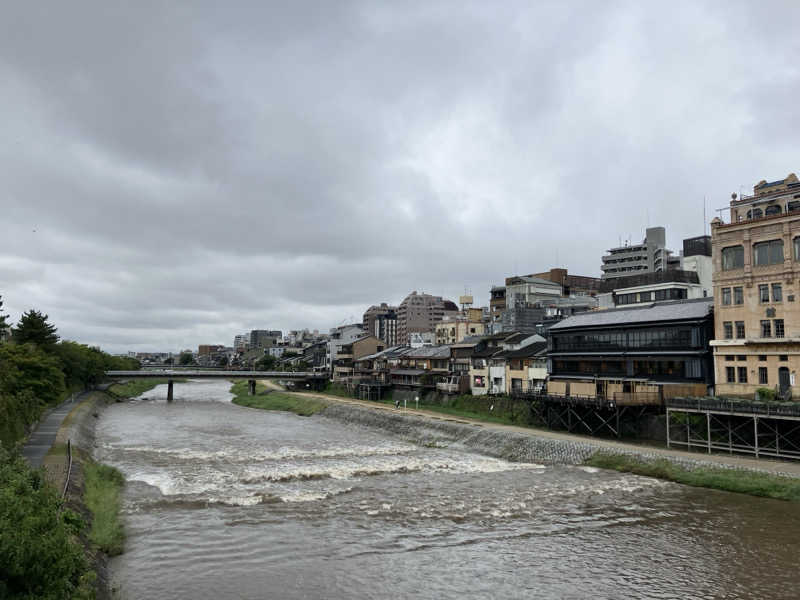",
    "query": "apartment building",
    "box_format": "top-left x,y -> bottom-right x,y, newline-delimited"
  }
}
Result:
434,308 -> 485,345
601,226 -> 680,280
362,303 -> 398,345
532,268 -> 602,296
396,291 -> 459,344
711,173 -> 800,399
